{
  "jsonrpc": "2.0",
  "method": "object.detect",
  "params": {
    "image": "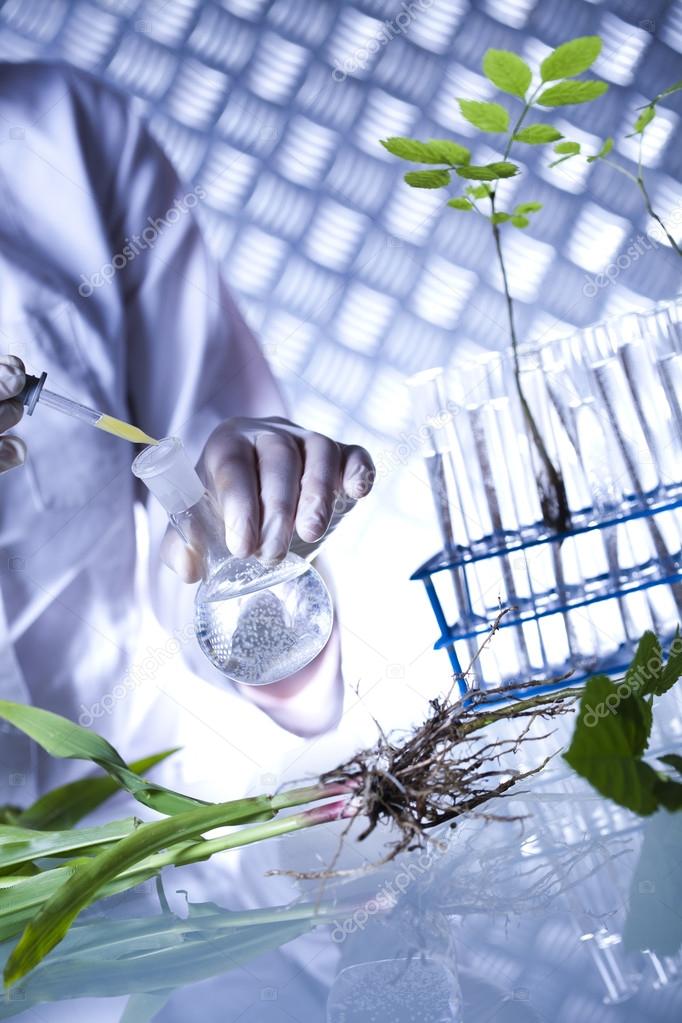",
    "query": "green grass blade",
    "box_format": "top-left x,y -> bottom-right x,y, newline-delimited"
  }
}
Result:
0,818 -> 139,870
0,700 -> 206,816
15,751 -> 178,830
3,795 -> 278,986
